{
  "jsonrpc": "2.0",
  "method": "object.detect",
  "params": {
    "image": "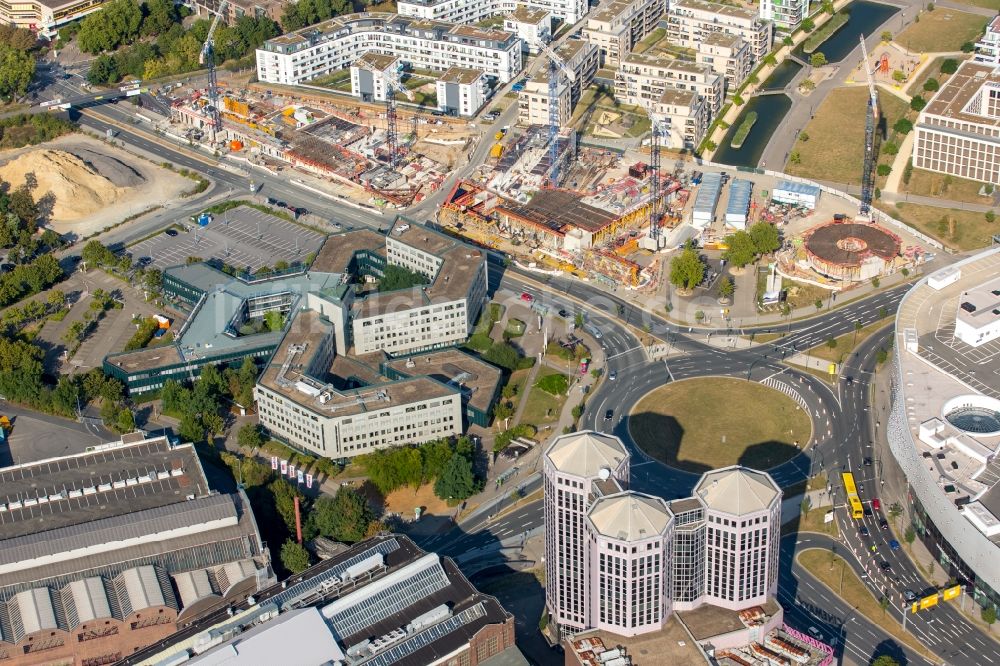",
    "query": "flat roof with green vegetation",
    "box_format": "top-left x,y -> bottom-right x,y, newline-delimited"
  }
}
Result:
629,377 -> 812,474
896,8 -> 989,53
786,87 -> 909,183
